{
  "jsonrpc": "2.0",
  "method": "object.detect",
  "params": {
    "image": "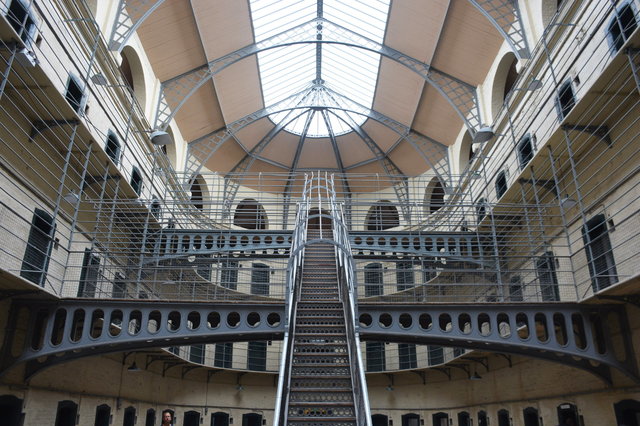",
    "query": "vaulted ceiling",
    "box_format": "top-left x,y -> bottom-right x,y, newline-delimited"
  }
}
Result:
133,0 -> 507,189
